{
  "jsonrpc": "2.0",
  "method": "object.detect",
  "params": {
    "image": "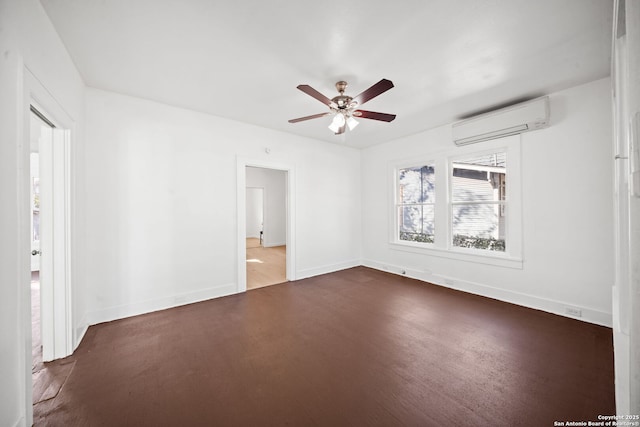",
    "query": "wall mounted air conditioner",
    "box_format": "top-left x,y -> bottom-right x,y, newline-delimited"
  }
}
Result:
452,96 -> 550,146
